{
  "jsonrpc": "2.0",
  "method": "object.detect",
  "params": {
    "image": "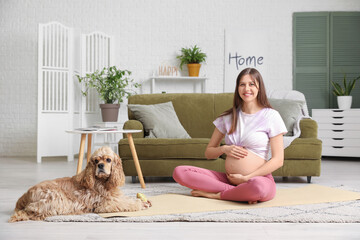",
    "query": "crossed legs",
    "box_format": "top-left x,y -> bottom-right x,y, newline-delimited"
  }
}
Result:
173,166 -> 276,203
